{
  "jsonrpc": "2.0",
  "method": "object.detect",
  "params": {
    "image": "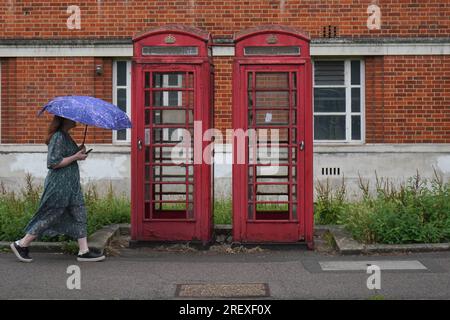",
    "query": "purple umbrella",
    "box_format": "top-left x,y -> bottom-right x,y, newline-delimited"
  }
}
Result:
38,96 -> 132,145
